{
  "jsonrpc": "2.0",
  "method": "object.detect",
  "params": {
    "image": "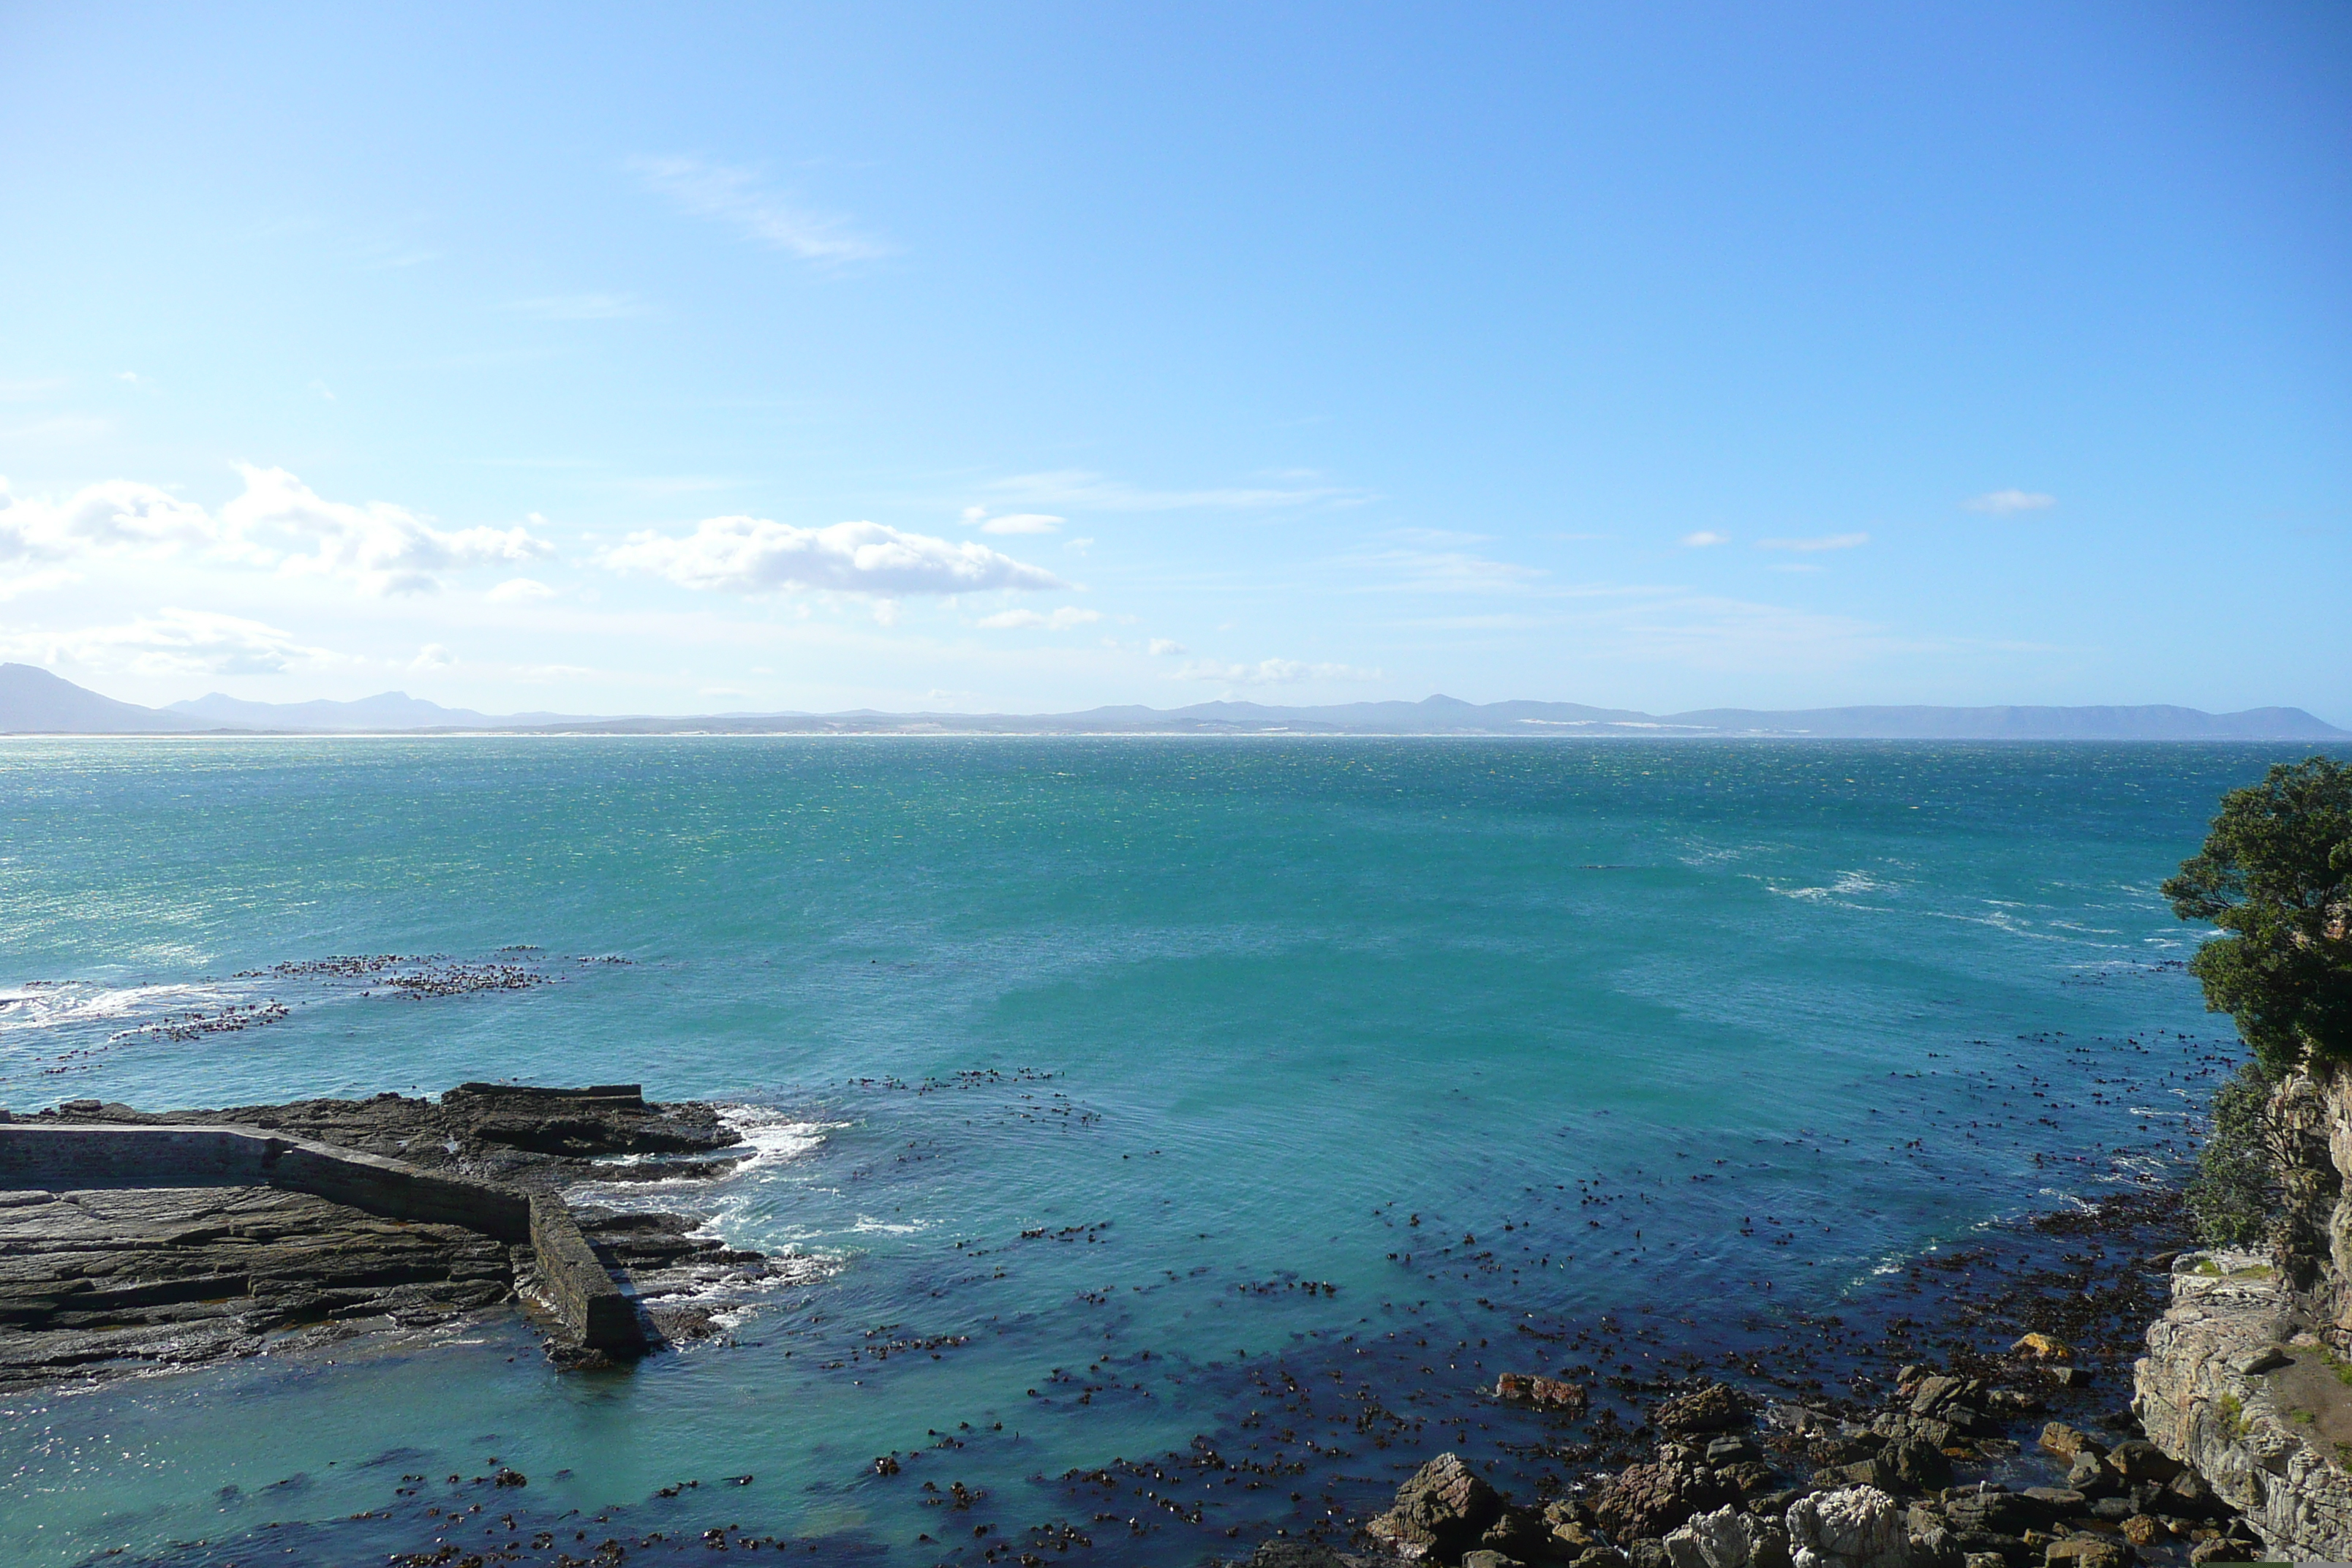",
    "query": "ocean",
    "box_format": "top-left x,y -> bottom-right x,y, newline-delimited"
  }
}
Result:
0,737 -> 2316,1567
